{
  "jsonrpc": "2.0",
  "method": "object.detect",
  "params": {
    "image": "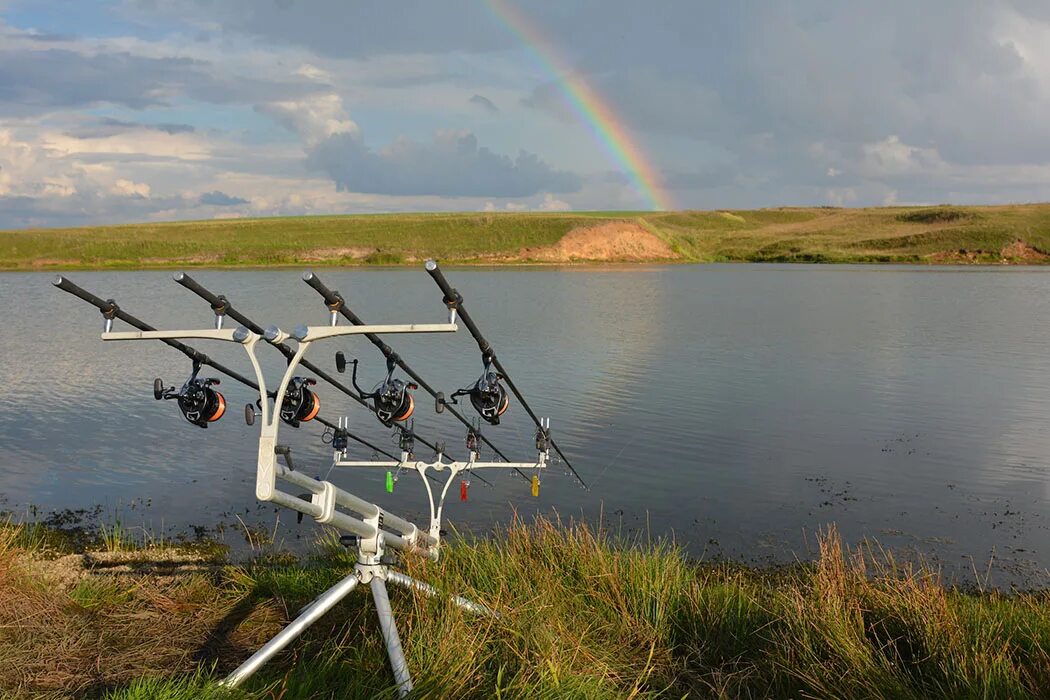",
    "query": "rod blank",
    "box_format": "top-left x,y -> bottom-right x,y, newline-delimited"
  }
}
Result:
423,261 -> 588,489
54,275 -> 260,391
